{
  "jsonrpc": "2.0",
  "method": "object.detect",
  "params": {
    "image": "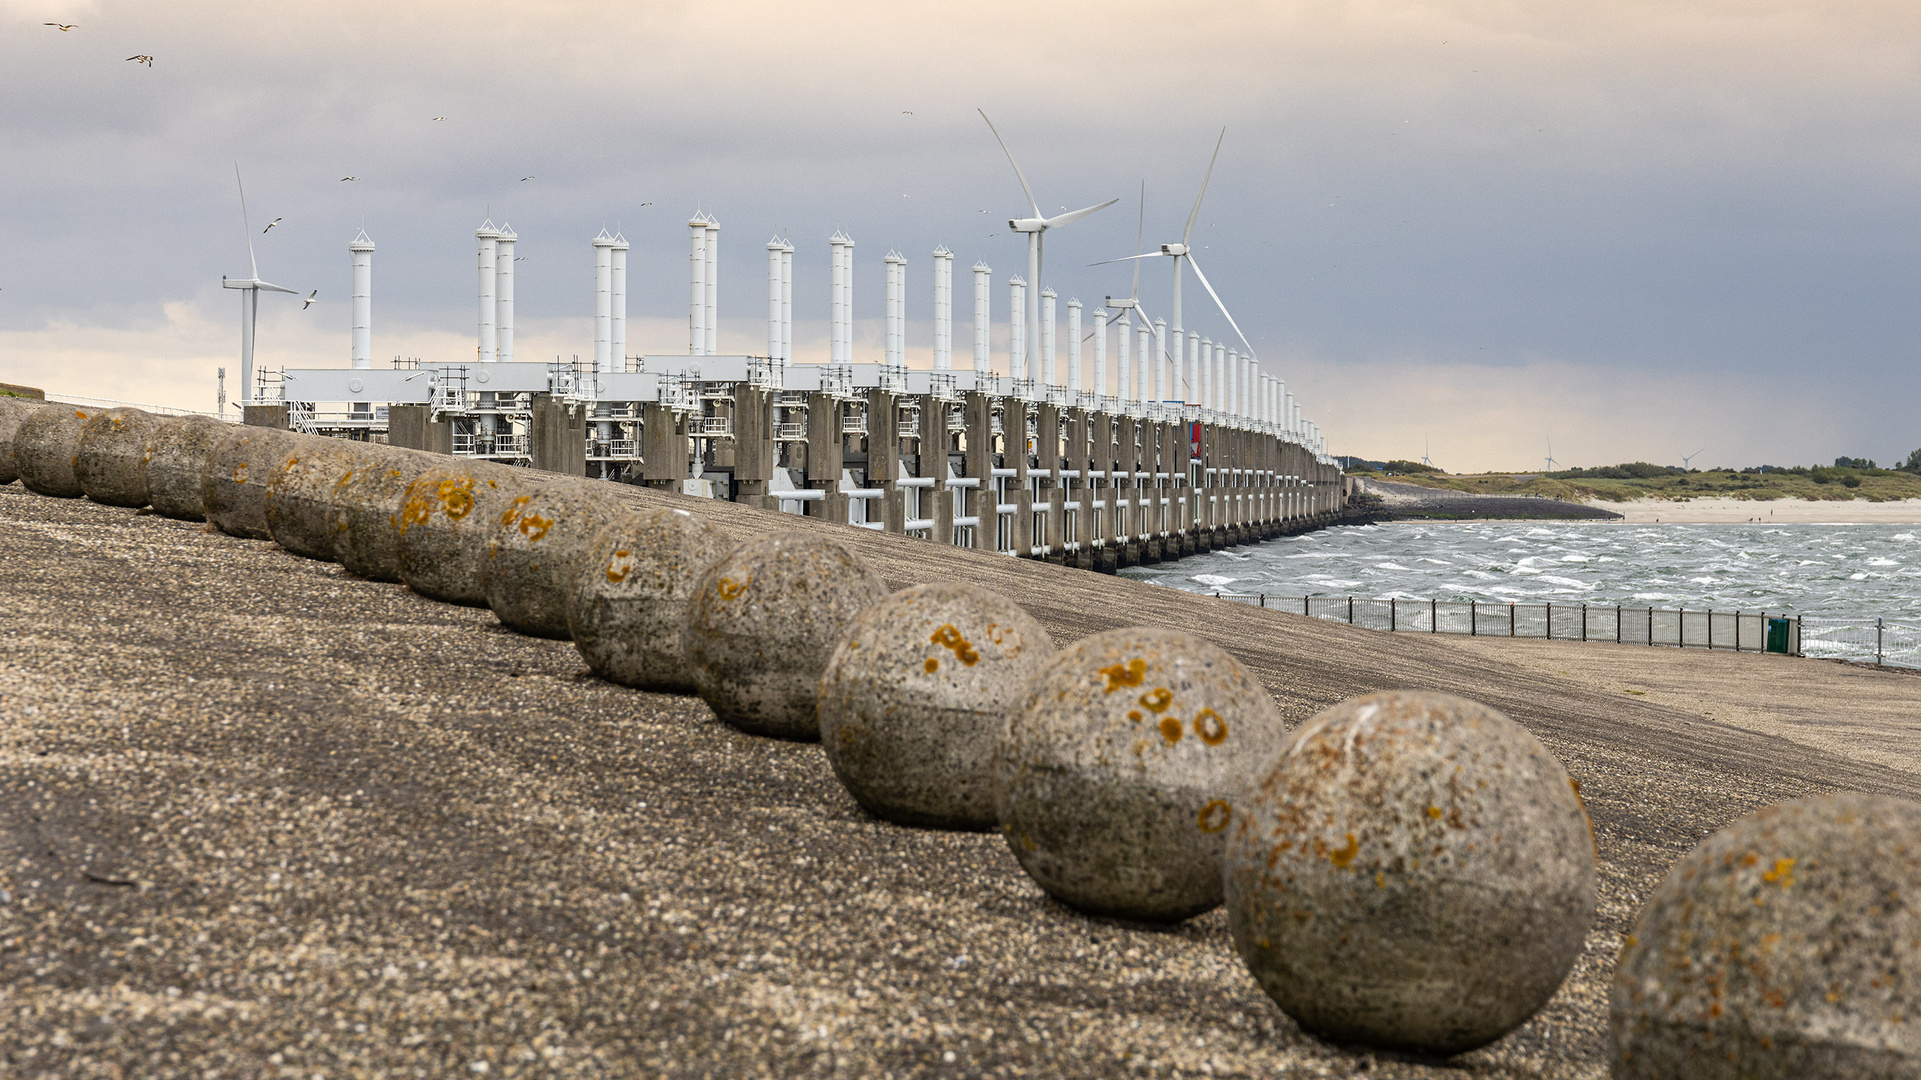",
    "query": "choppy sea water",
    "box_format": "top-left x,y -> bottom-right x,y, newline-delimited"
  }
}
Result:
1121,522 -> 1921,622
